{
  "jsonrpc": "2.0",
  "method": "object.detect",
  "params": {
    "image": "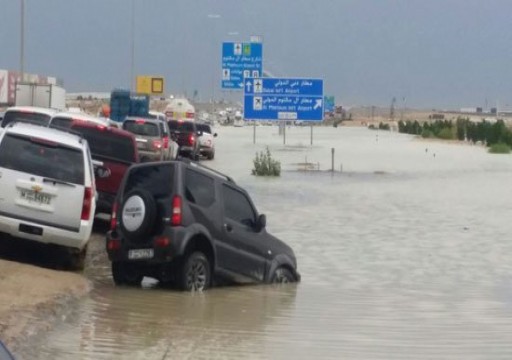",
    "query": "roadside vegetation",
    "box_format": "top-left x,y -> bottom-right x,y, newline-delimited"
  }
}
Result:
398,118 -> 512,153
252,147 -> 281,176
368,122 -> 391,131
